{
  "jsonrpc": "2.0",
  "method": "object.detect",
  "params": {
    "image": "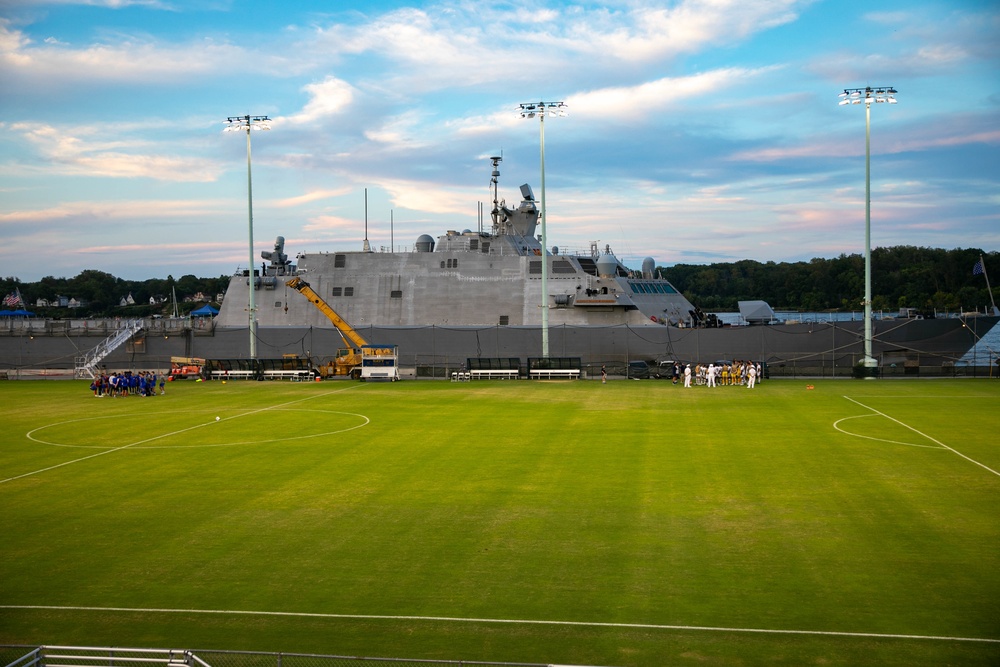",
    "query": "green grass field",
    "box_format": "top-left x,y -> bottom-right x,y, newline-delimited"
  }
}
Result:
1,377 -> 998,666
